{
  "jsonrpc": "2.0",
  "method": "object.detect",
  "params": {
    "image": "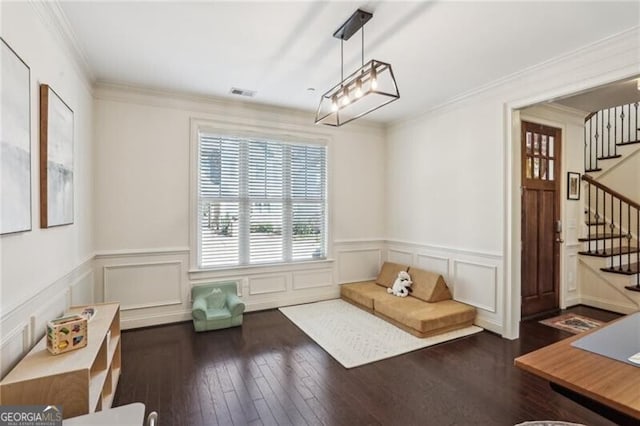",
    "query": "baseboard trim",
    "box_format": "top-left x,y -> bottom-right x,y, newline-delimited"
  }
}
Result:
578,297 -> 638,315
474,317 -> 503,337
565,297 -> 581,308
120,310 -> 193,330
245,290 -> 341,313
119,289 -> 341,330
